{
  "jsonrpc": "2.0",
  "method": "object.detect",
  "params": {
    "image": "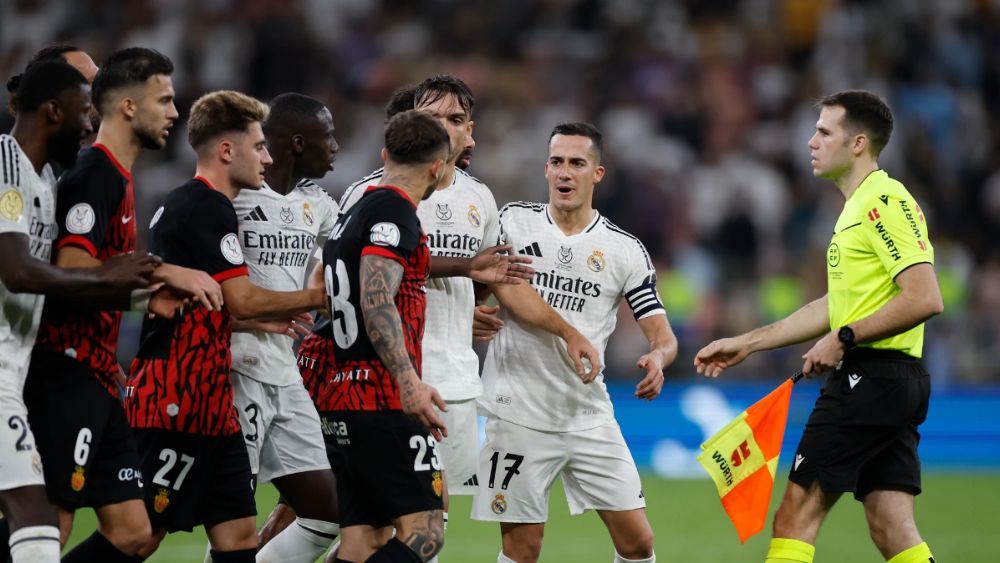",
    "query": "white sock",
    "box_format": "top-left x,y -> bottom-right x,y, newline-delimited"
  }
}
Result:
9,526 -> 60,563
256,517 -> 339,562
614,551 -> 655,563
498,551 -> 518,563
202,542 -> 213,563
